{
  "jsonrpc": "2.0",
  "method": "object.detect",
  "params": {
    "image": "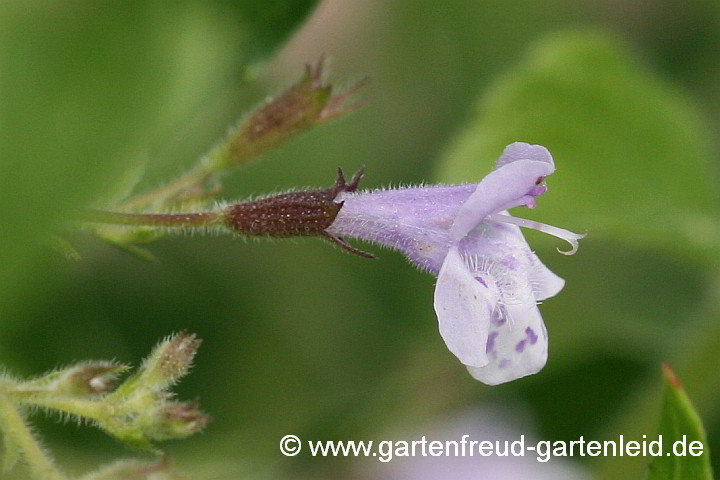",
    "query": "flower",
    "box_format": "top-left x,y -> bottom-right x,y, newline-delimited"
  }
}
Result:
326,142 -> 584,384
